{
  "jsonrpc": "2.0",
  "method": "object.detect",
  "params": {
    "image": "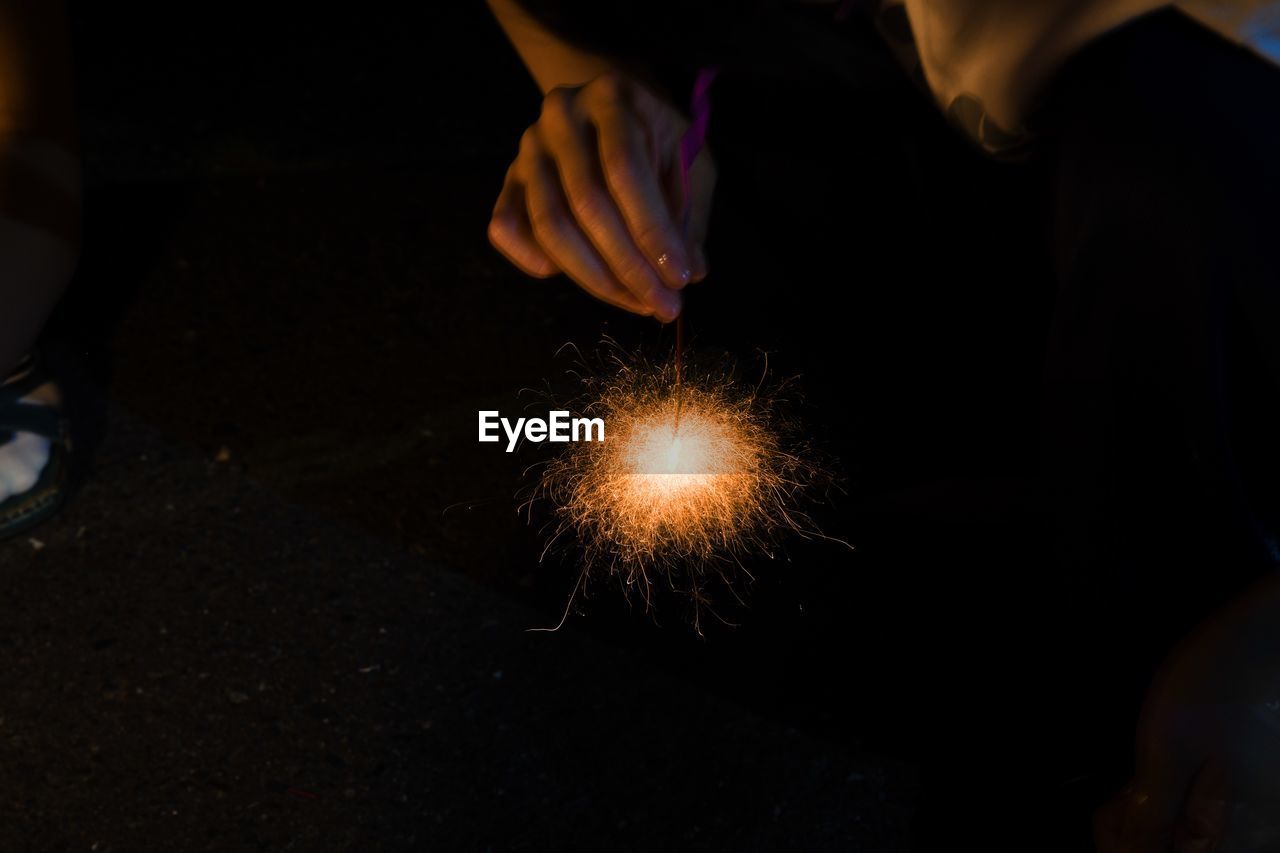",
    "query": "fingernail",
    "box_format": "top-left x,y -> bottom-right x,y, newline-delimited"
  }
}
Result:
656,252 -> 691,287
653,291 -> 681,322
